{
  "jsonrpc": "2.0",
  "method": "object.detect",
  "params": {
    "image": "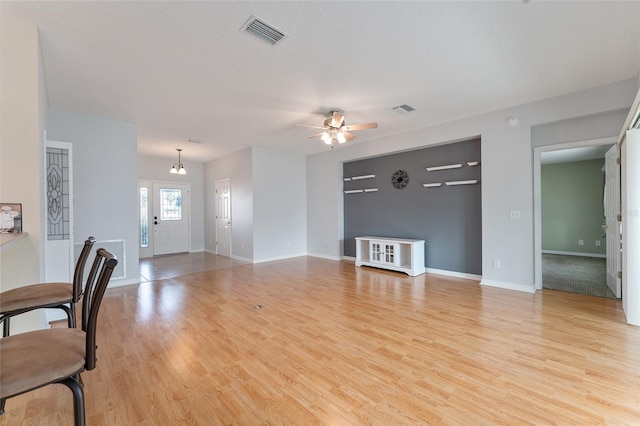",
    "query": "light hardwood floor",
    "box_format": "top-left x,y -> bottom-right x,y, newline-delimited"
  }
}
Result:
2,256 -> 639,425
